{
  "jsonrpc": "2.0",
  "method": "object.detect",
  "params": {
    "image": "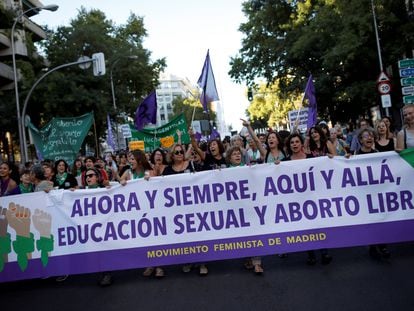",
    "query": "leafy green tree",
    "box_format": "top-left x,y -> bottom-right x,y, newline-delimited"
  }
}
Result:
27,8 -> 165,144
171,94 -> 217,128
247,80 -> 301,129
230,0 -> 414,125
